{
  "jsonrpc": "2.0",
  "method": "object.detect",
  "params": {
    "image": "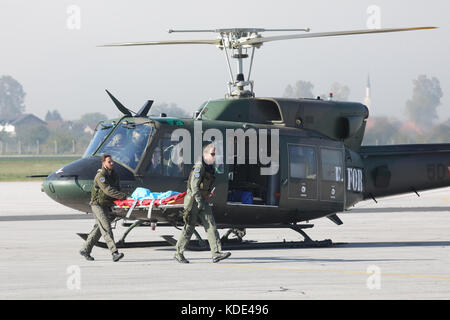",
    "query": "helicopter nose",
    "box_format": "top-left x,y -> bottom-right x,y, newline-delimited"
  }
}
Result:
42,157 -> 98,209
42,172 -> 89,206
42,156 -> 135,211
